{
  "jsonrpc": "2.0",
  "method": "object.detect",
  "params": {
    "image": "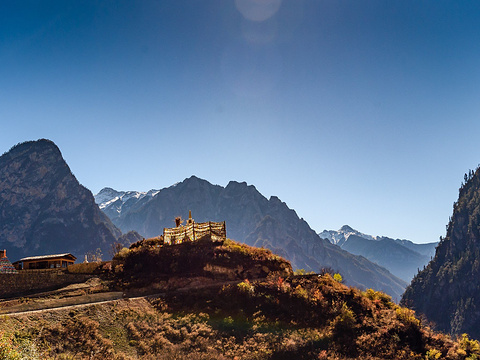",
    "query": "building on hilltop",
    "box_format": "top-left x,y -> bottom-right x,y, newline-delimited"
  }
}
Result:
13,253 -> 76,270
163,211 -> 226,245
0,250 -> 18,274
